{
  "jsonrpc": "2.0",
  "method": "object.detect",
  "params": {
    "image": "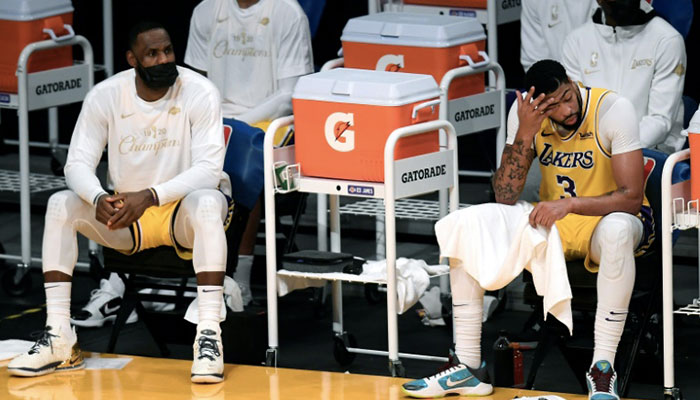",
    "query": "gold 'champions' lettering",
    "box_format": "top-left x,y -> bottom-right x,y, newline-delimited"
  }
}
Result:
119,136 -> 180,155
539,143 -> 593,169
213,40 -> 269,60
119,127 -> 180,155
